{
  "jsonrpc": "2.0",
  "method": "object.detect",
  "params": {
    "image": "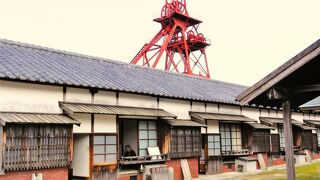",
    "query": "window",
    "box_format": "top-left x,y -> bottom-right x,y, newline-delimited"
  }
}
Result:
170,127 -> 201,158
208,134 -> 221,156
220,123 -> 242,154
317,128 -> 320,147
5,125 -> 72,171
93,135 -> 117,164
138,121 -> 157,156
252,130 -> 270,152
301,131 -> 313,149
278,125 -> 285,149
